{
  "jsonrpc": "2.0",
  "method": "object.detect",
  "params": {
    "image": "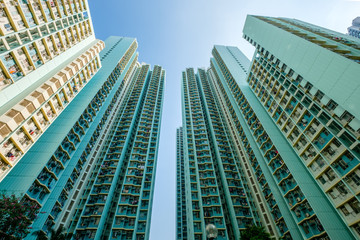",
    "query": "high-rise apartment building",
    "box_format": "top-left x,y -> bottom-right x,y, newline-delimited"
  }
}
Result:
180,66 -> 269,240
176,126 -> 187,240
0,1 -> 165,240
0,34 -> 165,240
178,15 -> 360,240
243,15 -> 360,239
0,0 -> 103,181
348,17 -> 360,39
